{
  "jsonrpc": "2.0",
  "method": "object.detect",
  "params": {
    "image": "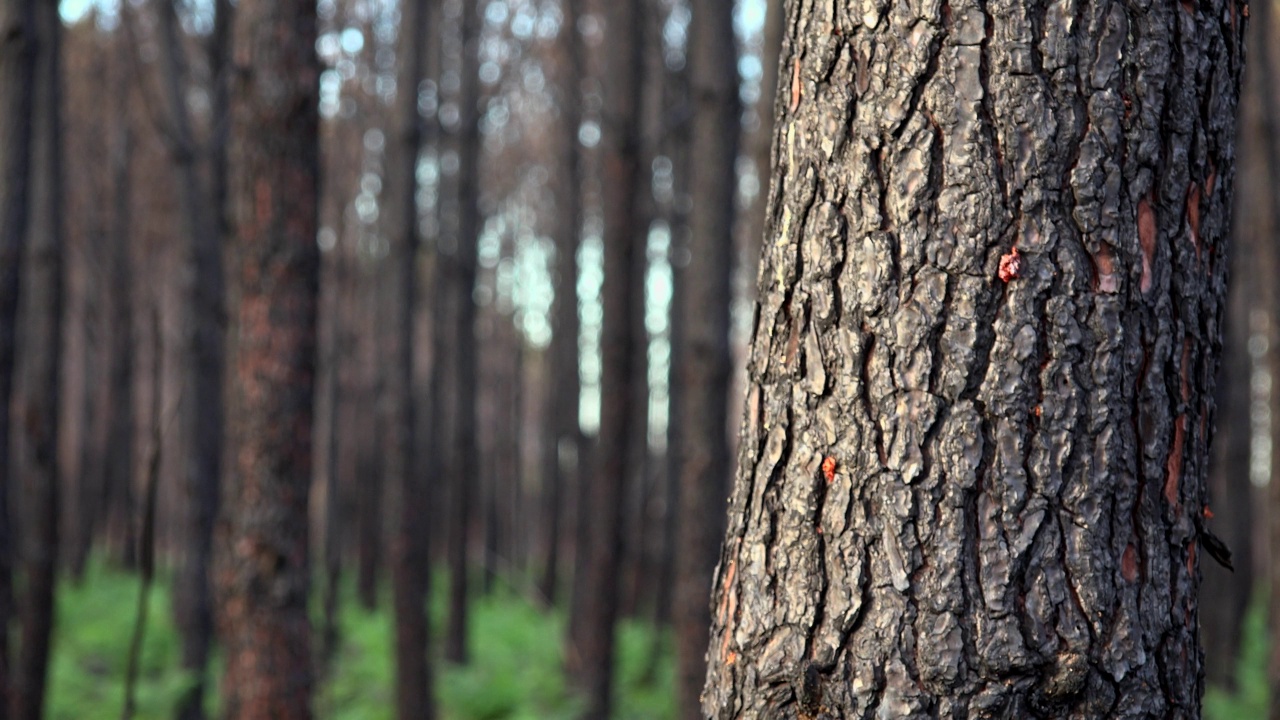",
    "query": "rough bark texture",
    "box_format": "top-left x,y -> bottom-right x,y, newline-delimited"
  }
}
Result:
704,0 -> 1246,717
156,0 -> 231,715
389,0 -> 434,715
214,0 -> 320,715
674,0 -> 739,716
445,0 -> 482,666
568,0 -> 643,714
0,0 -> 34,711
